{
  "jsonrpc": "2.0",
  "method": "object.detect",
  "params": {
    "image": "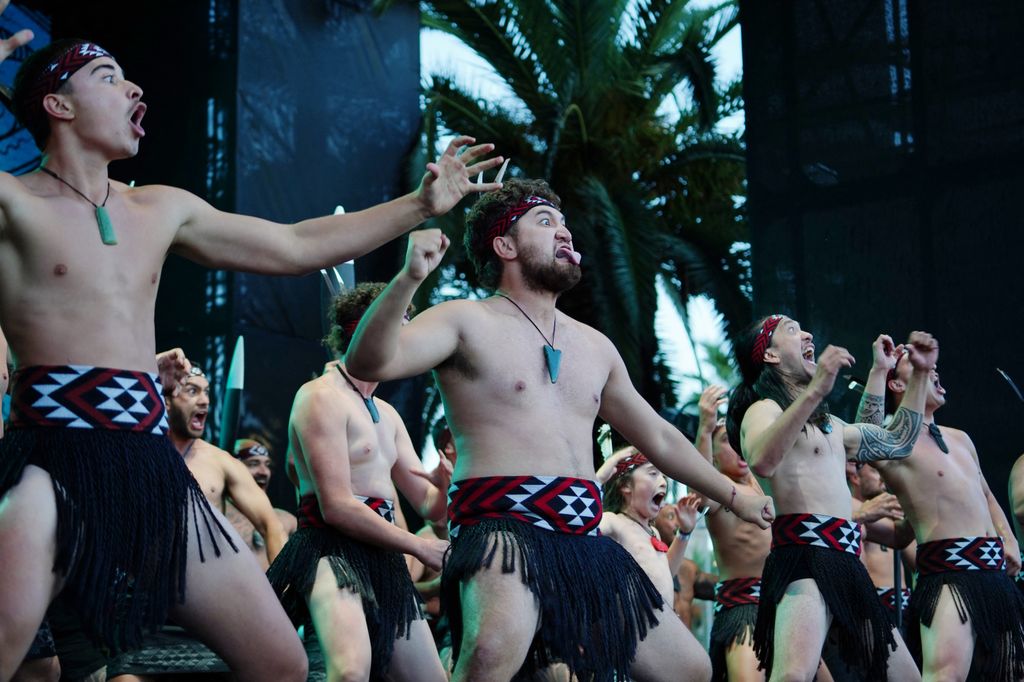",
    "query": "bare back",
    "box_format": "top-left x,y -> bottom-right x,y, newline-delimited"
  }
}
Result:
0,173 -> 195,372
707,478 -> 772,580
435,298 -> 613,480
875,426 -> 994,543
